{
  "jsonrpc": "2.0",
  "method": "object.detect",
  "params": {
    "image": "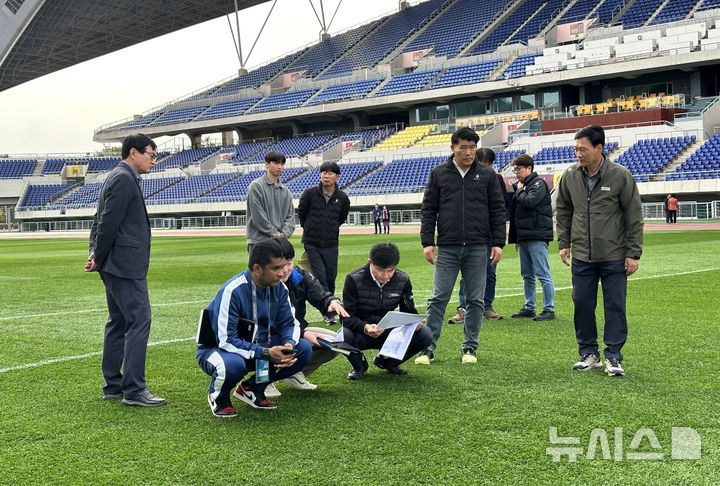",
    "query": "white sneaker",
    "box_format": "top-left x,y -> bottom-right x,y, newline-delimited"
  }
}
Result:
461,348 -> 477,364
264,382 -> 281,398
604,358 -> 625,376
282,371 -> 317,390
572,353 -> 603,371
